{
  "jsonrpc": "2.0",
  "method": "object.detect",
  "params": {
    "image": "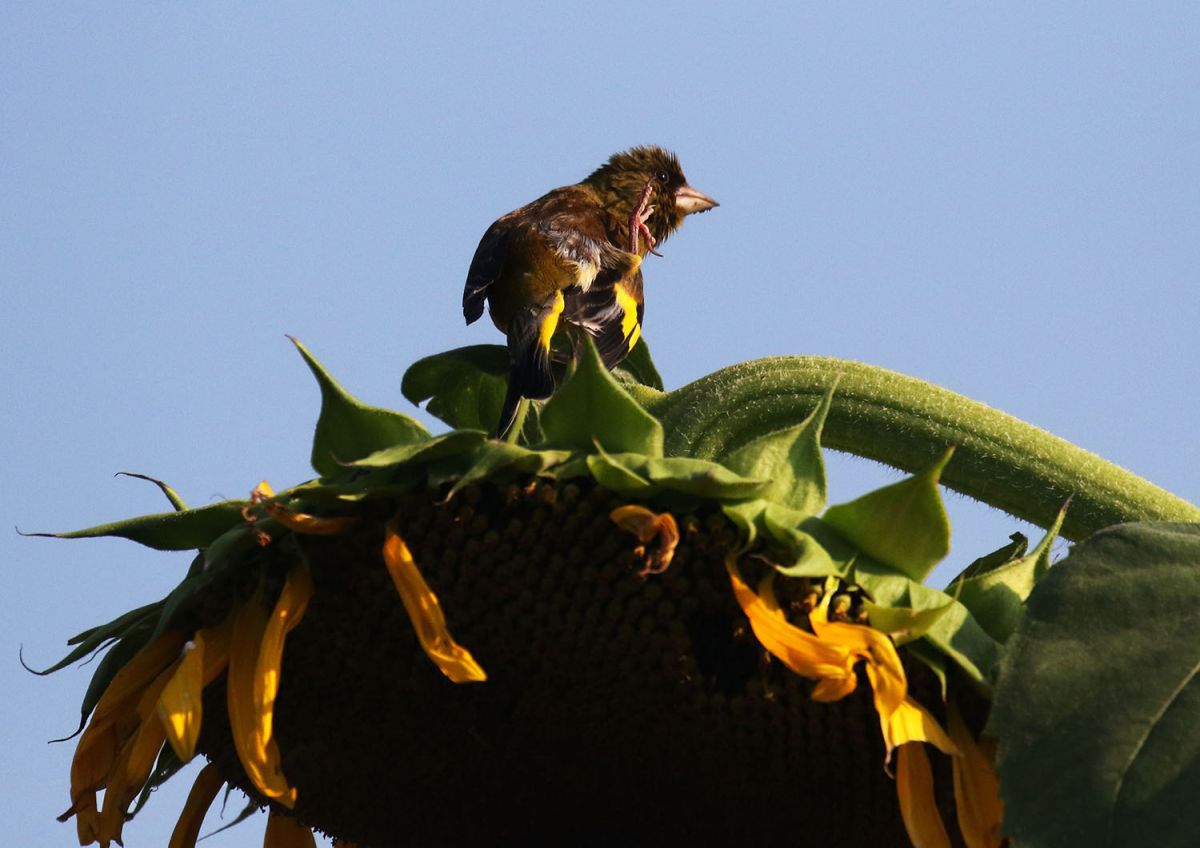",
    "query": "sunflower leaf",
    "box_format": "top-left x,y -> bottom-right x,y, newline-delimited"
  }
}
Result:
78,622 -> 155,724
720,383 -> 834,516
27,602 -> 162,676
990,521 -> 1200,848
401,344 -> 512,431
445,443 -> 571,499
612,337 -> 664,391
950,533 -> 1028,583
24,501 -> 248,551
129,745 -> 184,817
540,335 -> 663,457
952,502 -> 1067,643
115,472 -> 189,511
292,336 -> 430,476
823,447 -> 954,581
350,430 -> 487,469
851,560 -> 1001,681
